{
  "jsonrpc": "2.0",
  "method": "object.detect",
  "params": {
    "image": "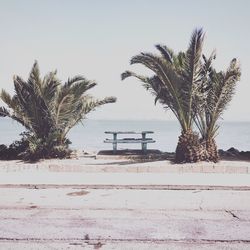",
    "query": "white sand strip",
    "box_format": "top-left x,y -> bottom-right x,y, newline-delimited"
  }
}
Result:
0,172 -> 250,187
1,158 -> 249,174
